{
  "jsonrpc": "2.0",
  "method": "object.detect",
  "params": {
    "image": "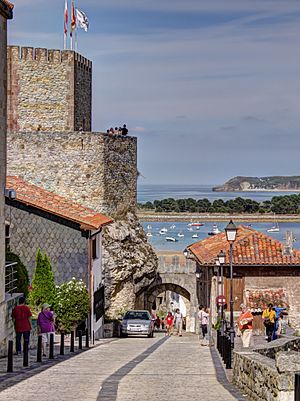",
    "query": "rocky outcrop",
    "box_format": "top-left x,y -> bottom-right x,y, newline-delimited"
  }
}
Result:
103,211 -> 157,318
213,176 -> 300,192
